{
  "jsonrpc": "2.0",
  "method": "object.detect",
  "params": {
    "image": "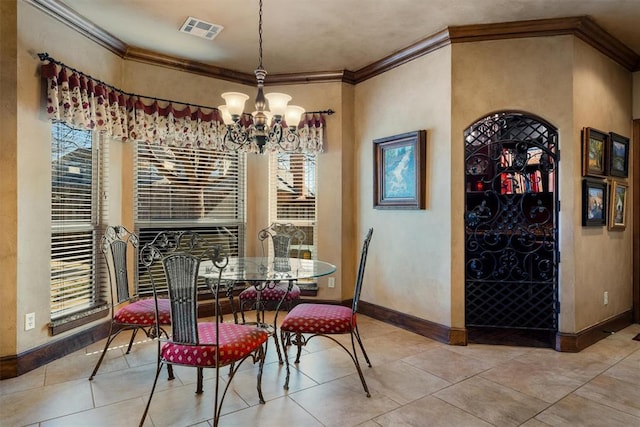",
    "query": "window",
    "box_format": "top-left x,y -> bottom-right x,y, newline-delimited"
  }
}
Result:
50,122 -> 108,332
135,142 -> 245,295
269,152 -> 317,259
